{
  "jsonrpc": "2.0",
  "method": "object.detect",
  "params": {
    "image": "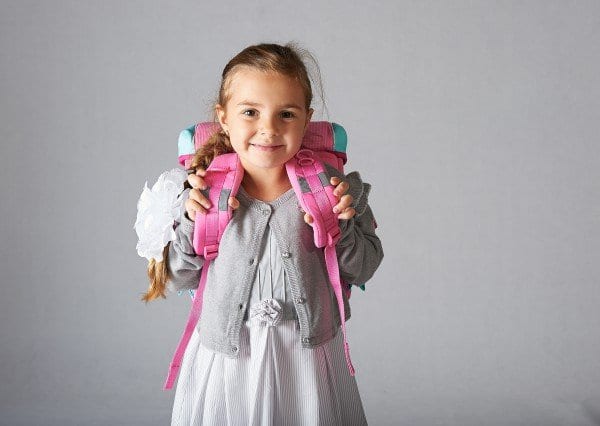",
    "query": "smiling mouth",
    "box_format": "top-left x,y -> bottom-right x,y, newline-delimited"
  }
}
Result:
250,144 -> 283,152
